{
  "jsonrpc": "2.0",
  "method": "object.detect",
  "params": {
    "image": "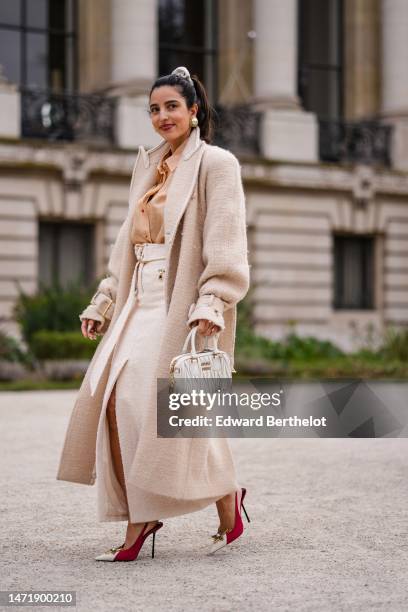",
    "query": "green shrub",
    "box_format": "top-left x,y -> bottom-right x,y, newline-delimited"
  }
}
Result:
0,329 -> 34,366
236,295 -> 344,362
280,333 -> 344,360
30,330 -> 101,360
12,279 -> 97,346
379,326 -> 408,361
